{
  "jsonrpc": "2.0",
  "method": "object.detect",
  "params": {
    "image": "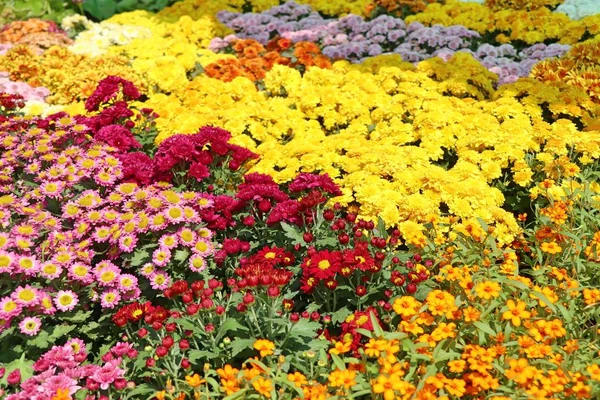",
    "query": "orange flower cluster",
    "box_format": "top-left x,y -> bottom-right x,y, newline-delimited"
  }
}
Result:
0,19 -> 72,52
366,0 -> 444,17
205,38 -> 331,82
531,39 -> 600,103
484,0 -> 563,11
